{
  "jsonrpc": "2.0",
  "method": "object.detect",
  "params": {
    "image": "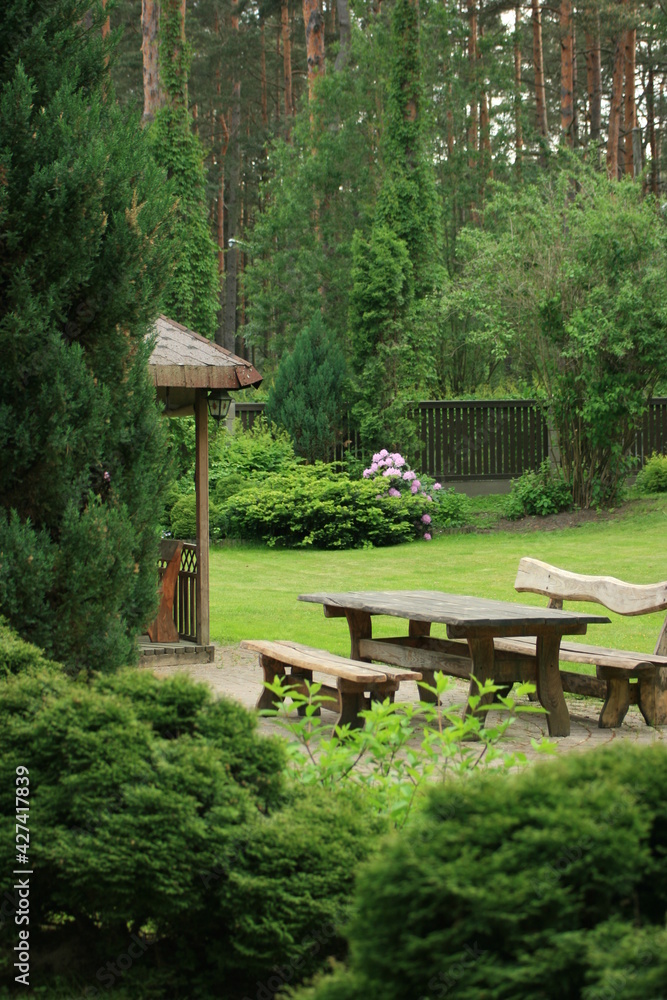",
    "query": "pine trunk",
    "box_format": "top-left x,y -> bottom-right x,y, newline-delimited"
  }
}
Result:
584,22 -> 601,143
334,0 -> 351,71
141,0 -> 161,122
303,0 -> 325,104
624,27 -> 636,175
223,0 -> 241,352
467,0 -> 478,161
607,33 -> 625,180
479,25 -> 491,178
532,0 -> 548,158
282,0 -> 294,119
261,20 -> 269,127
647,49 -> 658,194
560,0 -> 574,145
514,4 -> 523,173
